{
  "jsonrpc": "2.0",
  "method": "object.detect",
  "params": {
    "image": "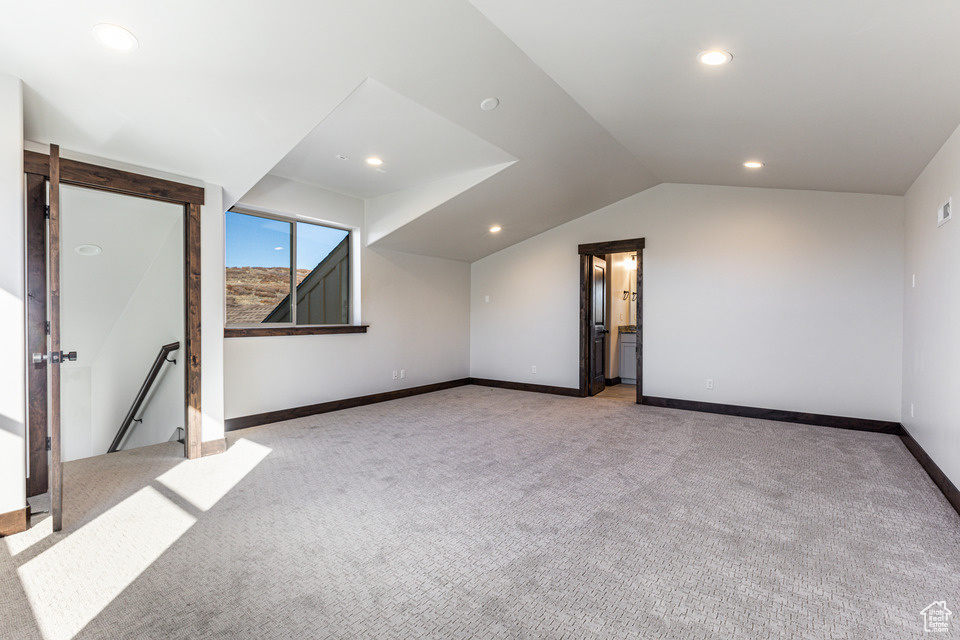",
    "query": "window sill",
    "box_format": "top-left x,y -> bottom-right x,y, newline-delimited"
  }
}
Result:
224,325 -> 369,338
